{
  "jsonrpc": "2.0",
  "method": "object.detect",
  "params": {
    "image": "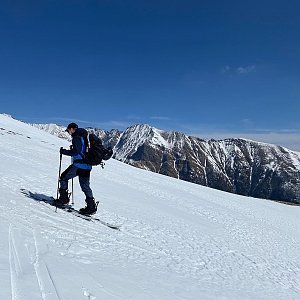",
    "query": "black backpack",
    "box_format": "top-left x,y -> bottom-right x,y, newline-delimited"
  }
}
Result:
83,134 -> 113,166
